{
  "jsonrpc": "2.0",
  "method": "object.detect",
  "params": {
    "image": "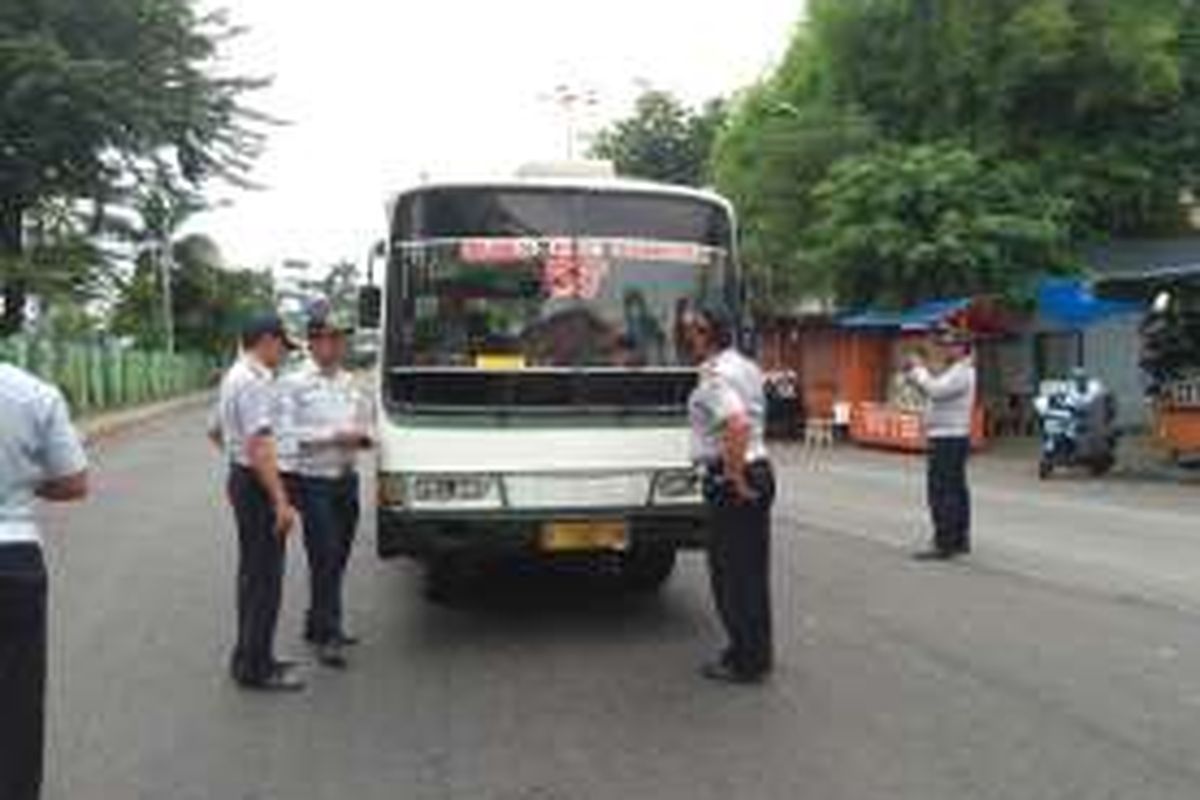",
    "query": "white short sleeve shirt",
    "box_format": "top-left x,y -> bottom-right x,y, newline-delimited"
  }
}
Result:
0,364 -> 89,546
